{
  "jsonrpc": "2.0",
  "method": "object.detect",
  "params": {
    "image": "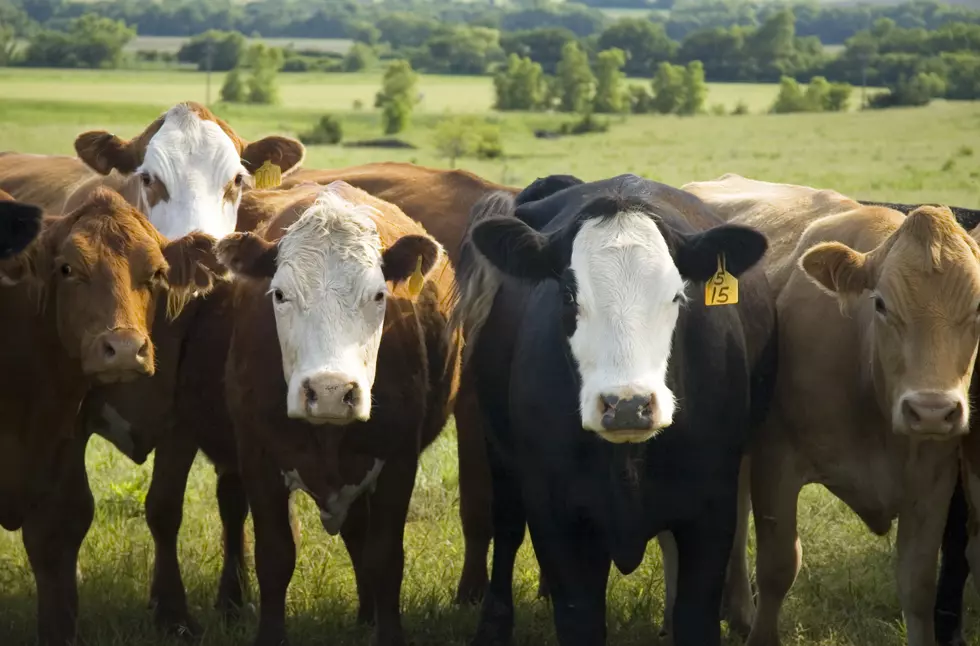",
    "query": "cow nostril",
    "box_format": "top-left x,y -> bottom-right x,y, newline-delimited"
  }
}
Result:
902,400 -> 921,424
103,341 -> 116,359
601,395 -> 618,413
343,384 -> 358,408
303,379 -> 317,404
946,402 -> 964,424
137,339 -> 149,359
